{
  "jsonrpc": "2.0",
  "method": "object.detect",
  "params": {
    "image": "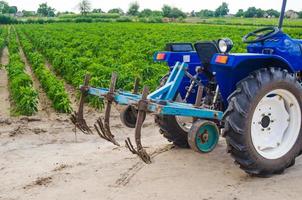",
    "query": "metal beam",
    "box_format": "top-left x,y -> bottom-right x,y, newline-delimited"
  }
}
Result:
279,0 -> 287,30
